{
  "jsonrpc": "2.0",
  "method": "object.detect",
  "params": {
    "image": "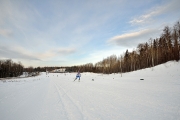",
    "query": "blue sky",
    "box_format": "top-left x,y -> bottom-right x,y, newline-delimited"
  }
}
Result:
0,0 -> 180,67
